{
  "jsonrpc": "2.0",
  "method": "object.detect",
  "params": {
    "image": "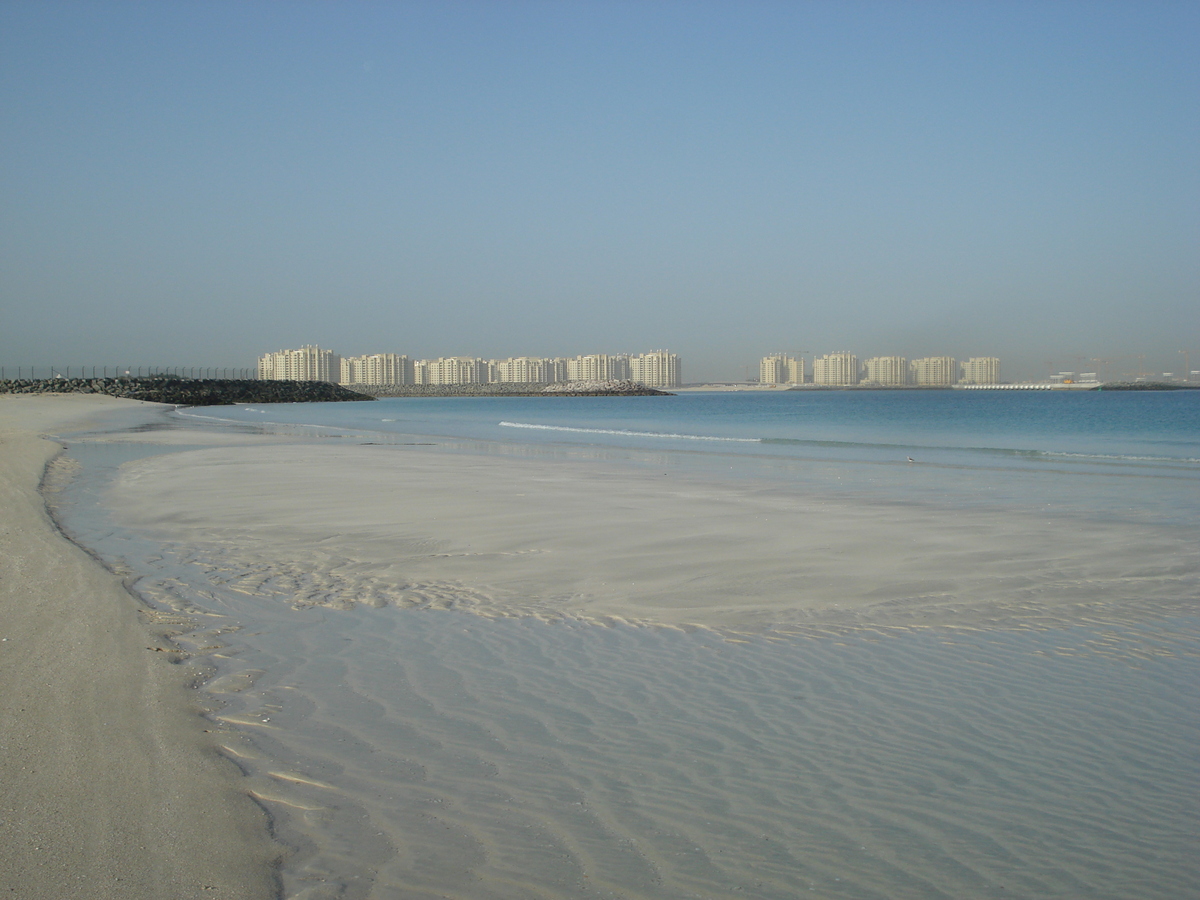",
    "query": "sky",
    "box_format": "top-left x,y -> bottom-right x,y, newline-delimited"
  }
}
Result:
1,1 -> 1196,383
